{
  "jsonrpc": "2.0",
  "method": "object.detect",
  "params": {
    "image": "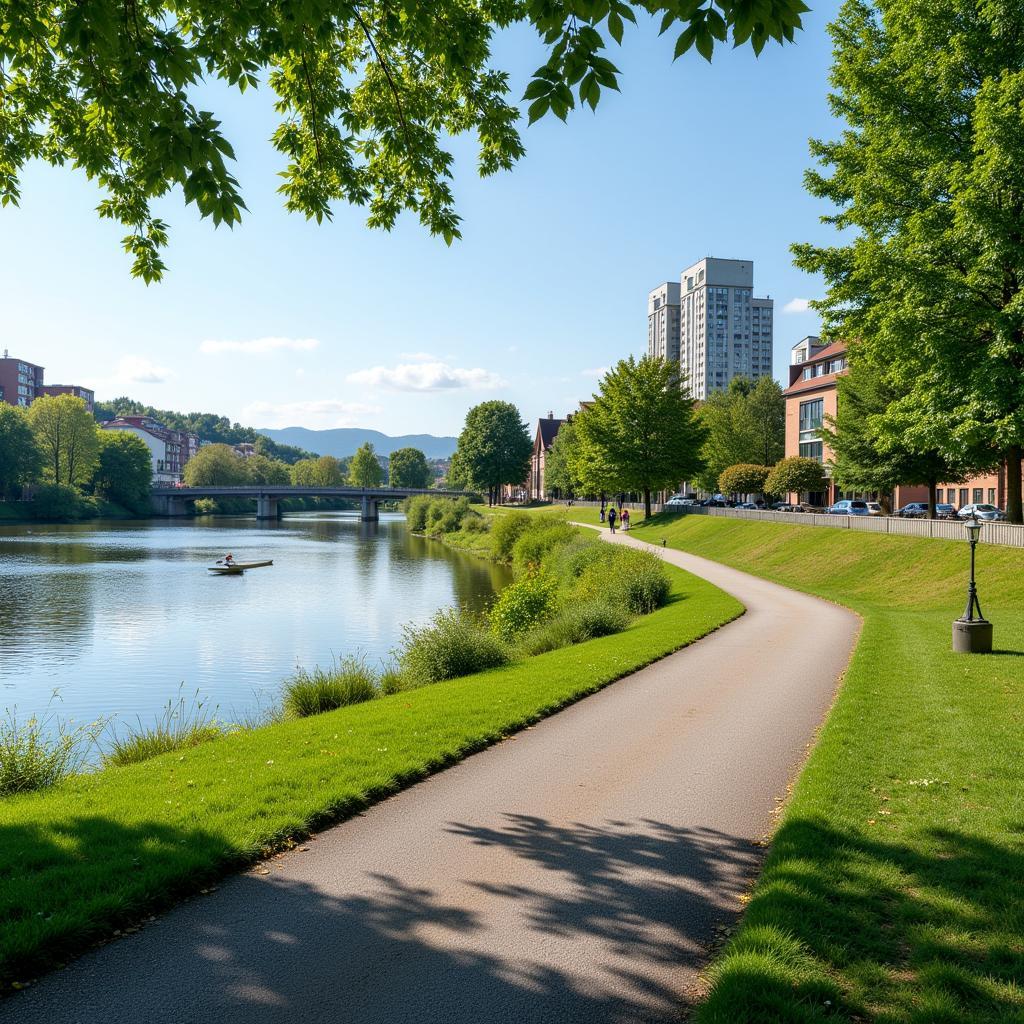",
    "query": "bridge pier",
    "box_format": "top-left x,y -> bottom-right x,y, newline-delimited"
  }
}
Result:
152,495 -> 187,517
360,496 -> 379,522
256,495 -> 279,521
